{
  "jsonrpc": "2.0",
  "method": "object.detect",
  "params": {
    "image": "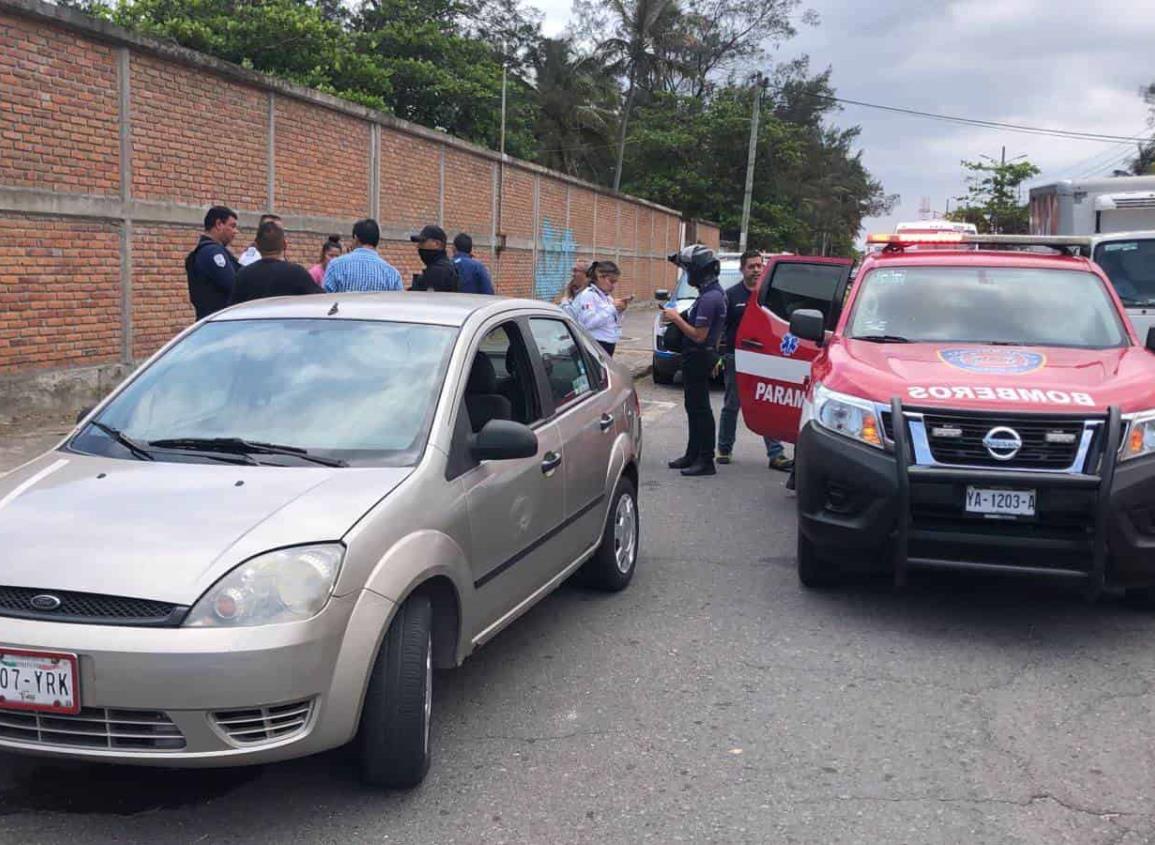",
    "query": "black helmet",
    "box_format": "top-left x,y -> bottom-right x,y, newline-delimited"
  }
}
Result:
667,244 -> 720,288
